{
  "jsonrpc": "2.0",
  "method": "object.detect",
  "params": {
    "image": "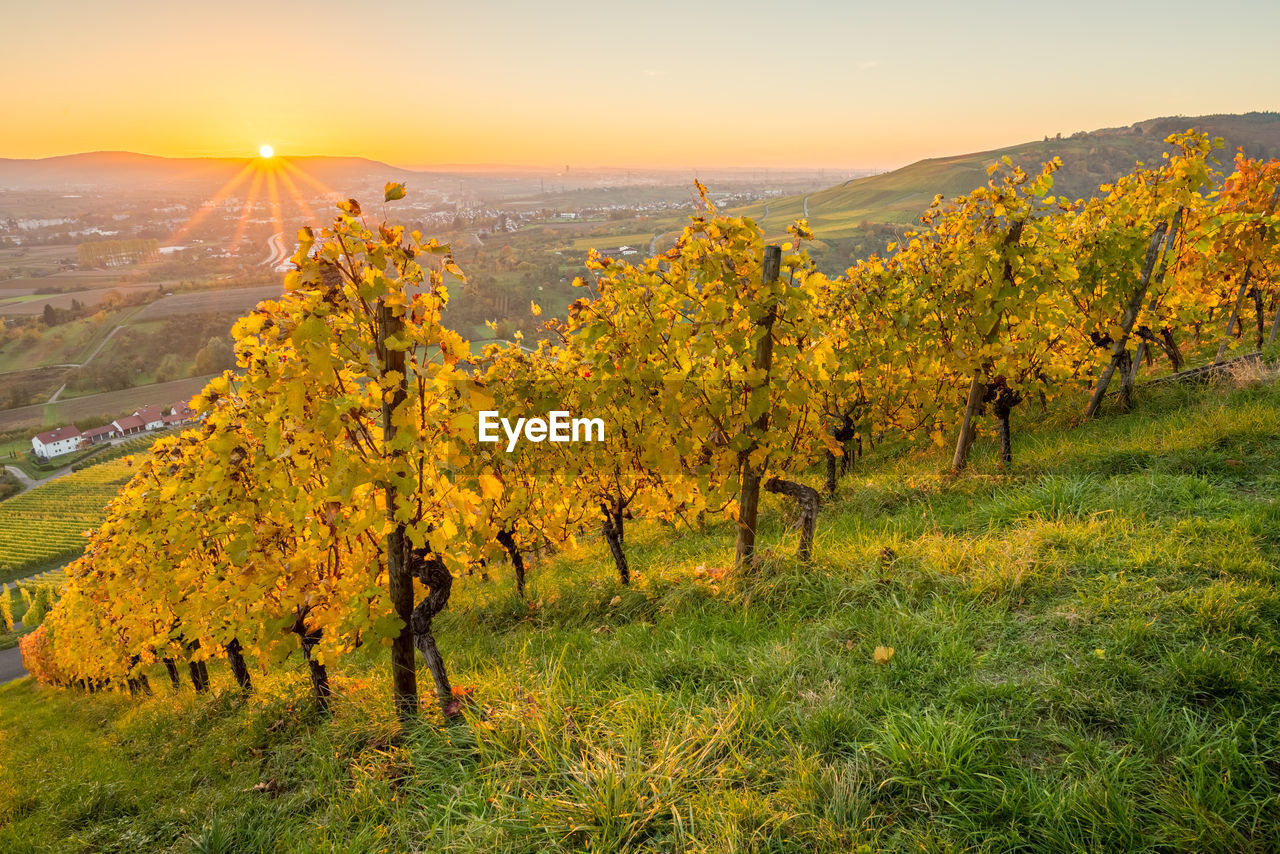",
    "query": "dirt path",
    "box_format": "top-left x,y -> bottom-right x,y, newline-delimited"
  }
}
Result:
0,621 -> 27,684
0,645 -> 27,684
